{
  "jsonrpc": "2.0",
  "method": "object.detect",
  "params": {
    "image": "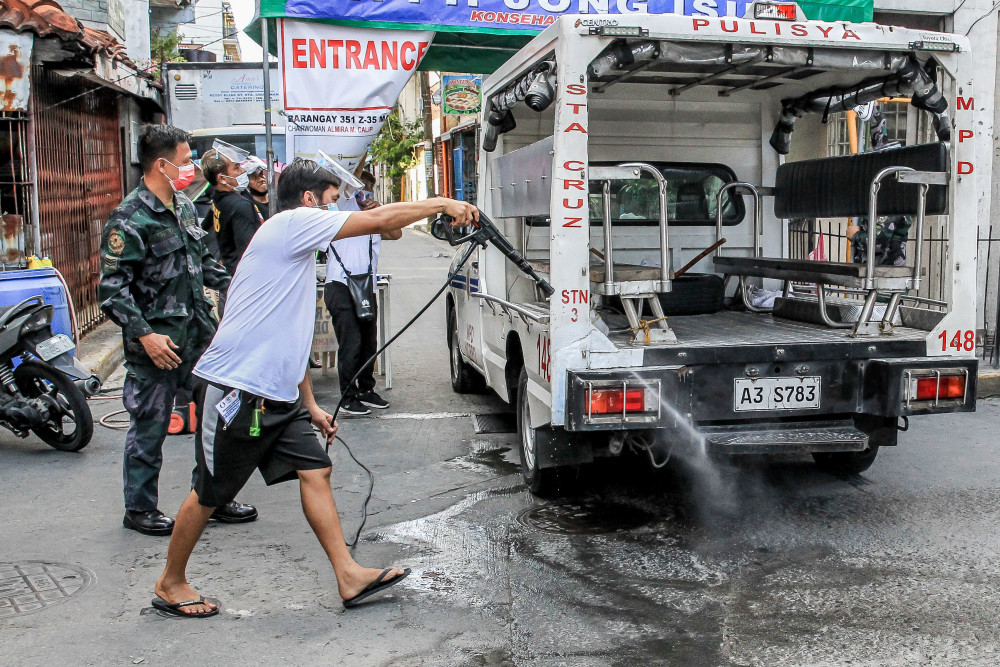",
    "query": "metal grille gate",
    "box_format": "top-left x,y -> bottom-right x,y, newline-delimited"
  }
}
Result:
33,67 -> 123,335
0,110 -> 32,267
